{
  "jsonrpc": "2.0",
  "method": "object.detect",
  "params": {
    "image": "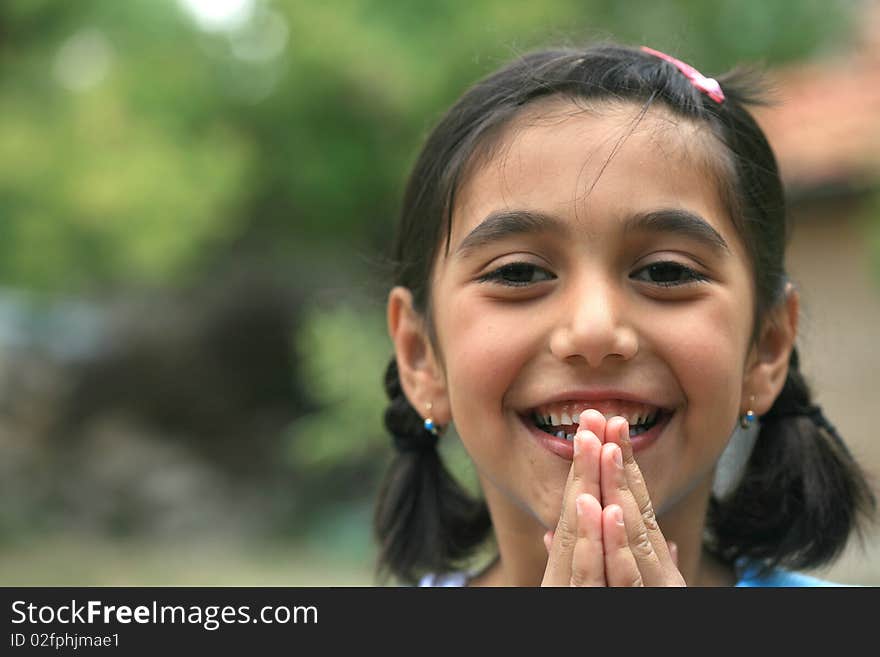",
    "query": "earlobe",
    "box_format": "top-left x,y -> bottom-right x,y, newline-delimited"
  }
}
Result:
387,286 -> 450,423
742,282 -> 800,416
